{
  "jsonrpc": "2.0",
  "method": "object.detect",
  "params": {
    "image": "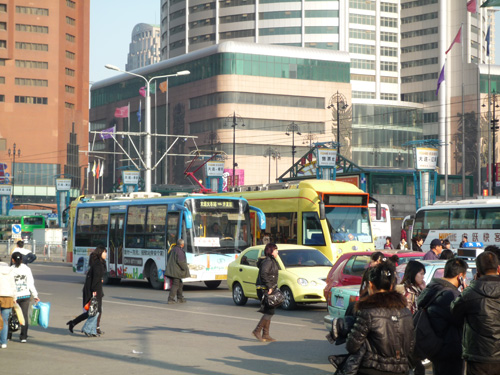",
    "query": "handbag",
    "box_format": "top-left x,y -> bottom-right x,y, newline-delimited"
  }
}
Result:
265,288 -> 285,307
38,301 -> 51,329
88,297 -> 98,317
30,304 -> 40,326
9,311 -> 20,332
